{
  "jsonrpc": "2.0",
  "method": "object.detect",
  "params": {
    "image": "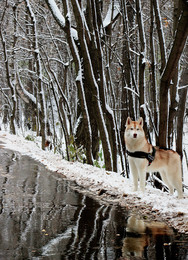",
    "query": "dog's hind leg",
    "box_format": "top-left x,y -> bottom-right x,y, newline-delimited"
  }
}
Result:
160,170 -> 174,195
161,169 -> 183,198
175,183 -> 183,199
169,169 -> 183,199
